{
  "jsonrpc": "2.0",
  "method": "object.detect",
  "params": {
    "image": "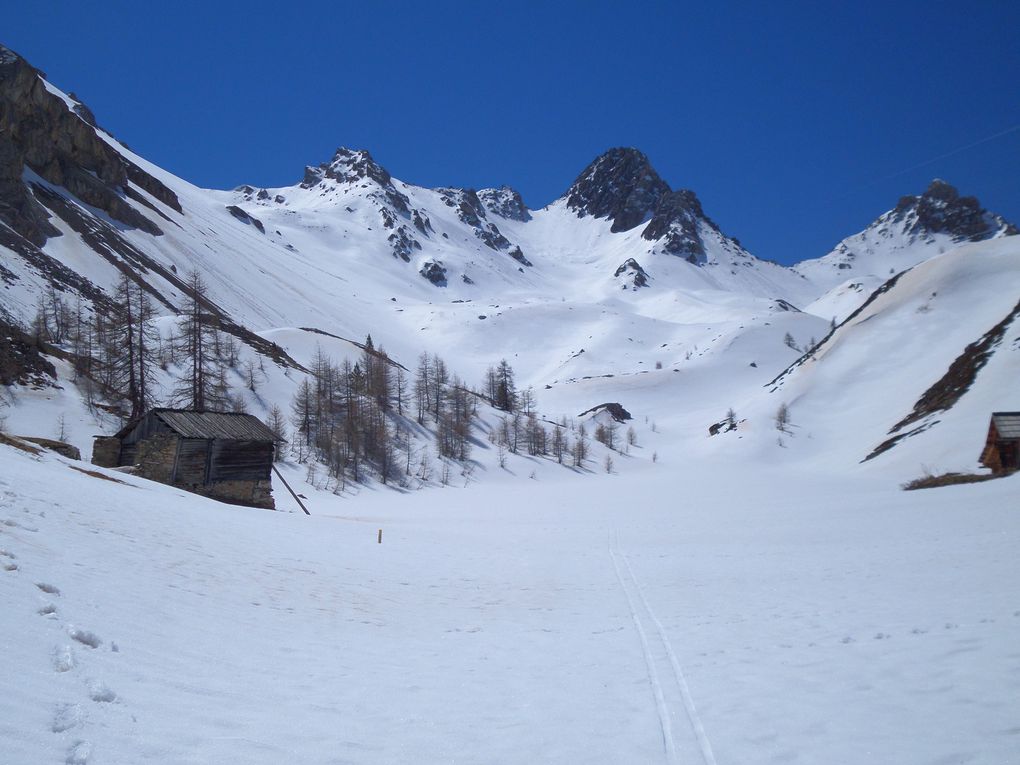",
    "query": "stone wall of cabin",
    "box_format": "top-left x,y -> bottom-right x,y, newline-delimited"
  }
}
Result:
91,436 -> 121,468
192,479 -> 275,510
135,432 -> 178,484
